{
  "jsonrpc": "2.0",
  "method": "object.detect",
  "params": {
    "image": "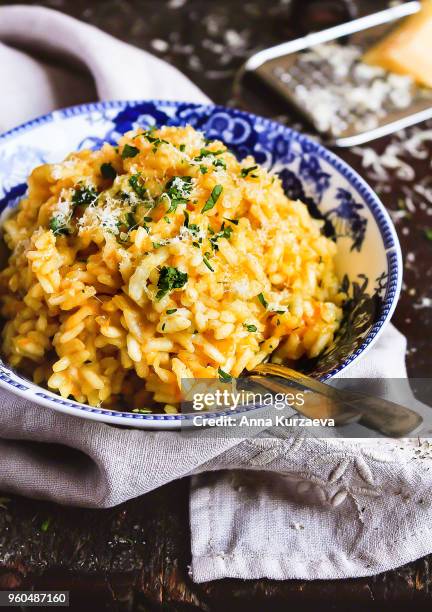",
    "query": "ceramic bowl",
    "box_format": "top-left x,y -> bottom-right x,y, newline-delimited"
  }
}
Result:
0,101 -> 402,428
